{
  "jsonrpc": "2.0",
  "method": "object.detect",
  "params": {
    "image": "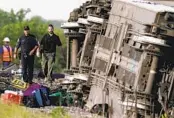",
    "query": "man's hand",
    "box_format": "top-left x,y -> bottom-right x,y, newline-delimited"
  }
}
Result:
29,50 -> 35,56
13,54 -> 17,59
36,49 -> 40,57
59,47 -> 66,61
29,46 -> 38,56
